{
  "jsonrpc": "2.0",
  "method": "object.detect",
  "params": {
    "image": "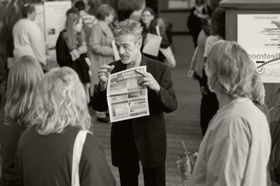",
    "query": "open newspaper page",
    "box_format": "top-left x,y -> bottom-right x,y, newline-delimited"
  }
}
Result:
107,66 -> 150,122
